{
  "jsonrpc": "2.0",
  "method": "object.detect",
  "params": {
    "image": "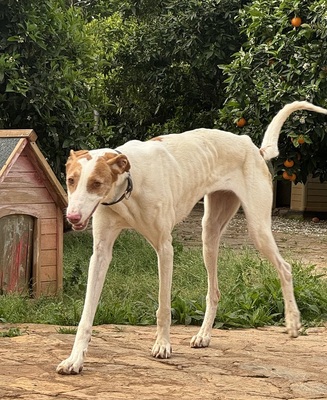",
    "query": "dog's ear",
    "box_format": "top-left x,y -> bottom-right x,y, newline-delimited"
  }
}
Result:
66,150 -> 92,170
75,150 -> 91,159
67,150 -> 90,162
66,150 -> 76,169
69,149 -> 77,160
104,154 -> 130,174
